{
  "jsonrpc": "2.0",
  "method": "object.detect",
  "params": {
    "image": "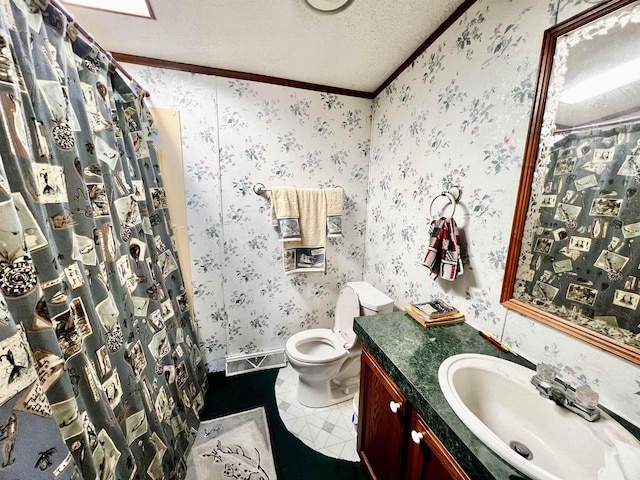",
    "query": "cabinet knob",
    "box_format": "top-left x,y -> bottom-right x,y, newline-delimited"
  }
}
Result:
411,430 -> 424,444
389,401 -> 401,413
